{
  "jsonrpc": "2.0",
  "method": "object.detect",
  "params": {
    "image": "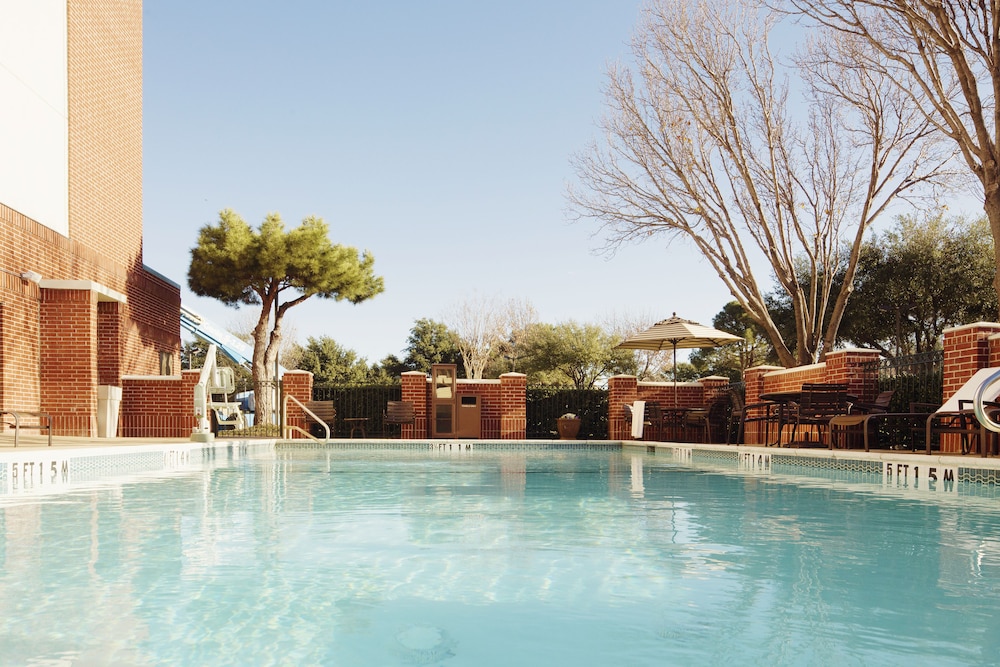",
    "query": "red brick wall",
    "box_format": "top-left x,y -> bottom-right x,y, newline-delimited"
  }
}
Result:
608,376 -> 730,441
68,0 -> 144,269
942,323 -> 1000,401
499,373 -> 526,439
399,371 -> 525,439
0,1 -> 181,437
401,371 -> 427,438
939,323 -> 1000,453
608,376 -> 638,440
0,276 -> 41,412
40,288 -> 98,436
98,301 -> 123,385
281,371 -> 313,437
120,372 -> 198,438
